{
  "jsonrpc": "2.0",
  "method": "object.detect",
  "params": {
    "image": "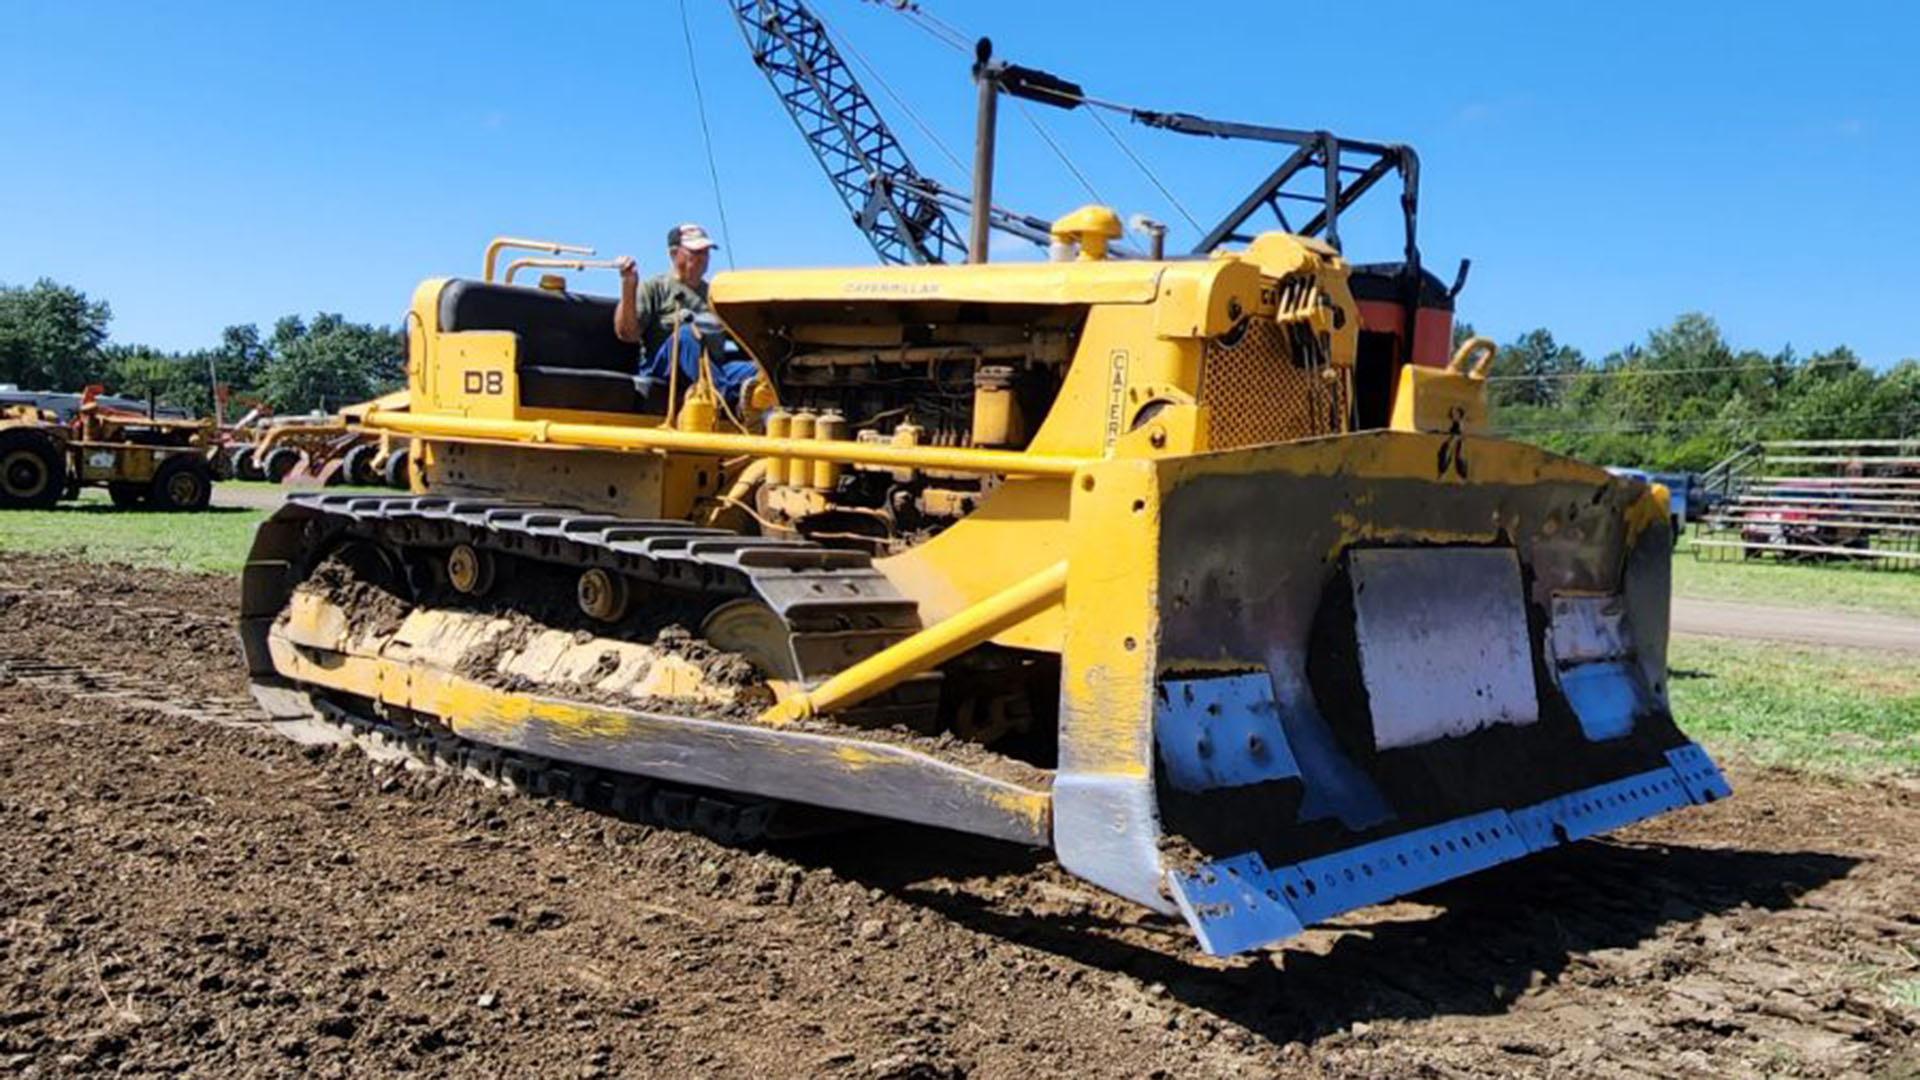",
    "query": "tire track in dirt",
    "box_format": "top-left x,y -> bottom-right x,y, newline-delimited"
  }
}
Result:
1,552 -> 1915,1079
